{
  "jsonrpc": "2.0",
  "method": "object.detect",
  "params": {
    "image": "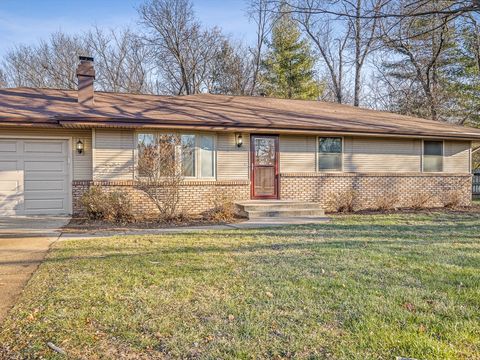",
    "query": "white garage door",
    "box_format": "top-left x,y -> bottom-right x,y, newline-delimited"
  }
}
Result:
0,139 -> 70,215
